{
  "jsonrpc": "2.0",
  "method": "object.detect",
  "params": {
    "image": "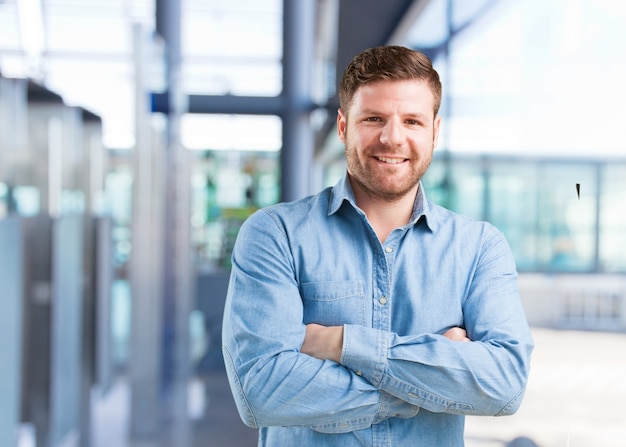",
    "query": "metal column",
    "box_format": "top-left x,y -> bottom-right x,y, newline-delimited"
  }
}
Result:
156,0 -> 194,443
281,0 -> 317,202
129,24 -> 164,439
